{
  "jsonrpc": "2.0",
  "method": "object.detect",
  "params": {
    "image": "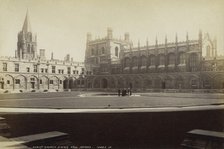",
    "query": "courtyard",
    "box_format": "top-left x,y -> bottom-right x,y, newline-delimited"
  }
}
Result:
0,91 -> 224,112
